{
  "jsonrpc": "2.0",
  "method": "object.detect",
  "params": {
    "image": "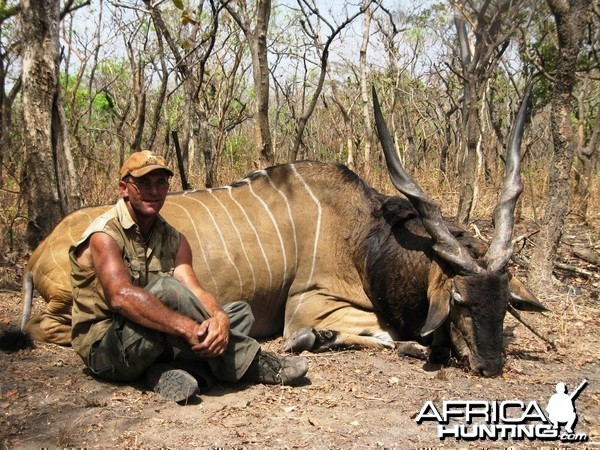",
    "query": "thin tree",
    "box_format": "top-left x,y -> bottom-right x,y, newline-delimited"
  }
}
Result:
290,0 -> 370,161
452,0 -> 528,227
573,7 -> 600,223
138,0 -> 219,184
221,0 -> 273,167
527,0 -> 588,292
359,0 -> 373,175
0,12 -> 21,188
574,91 -> 599,222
